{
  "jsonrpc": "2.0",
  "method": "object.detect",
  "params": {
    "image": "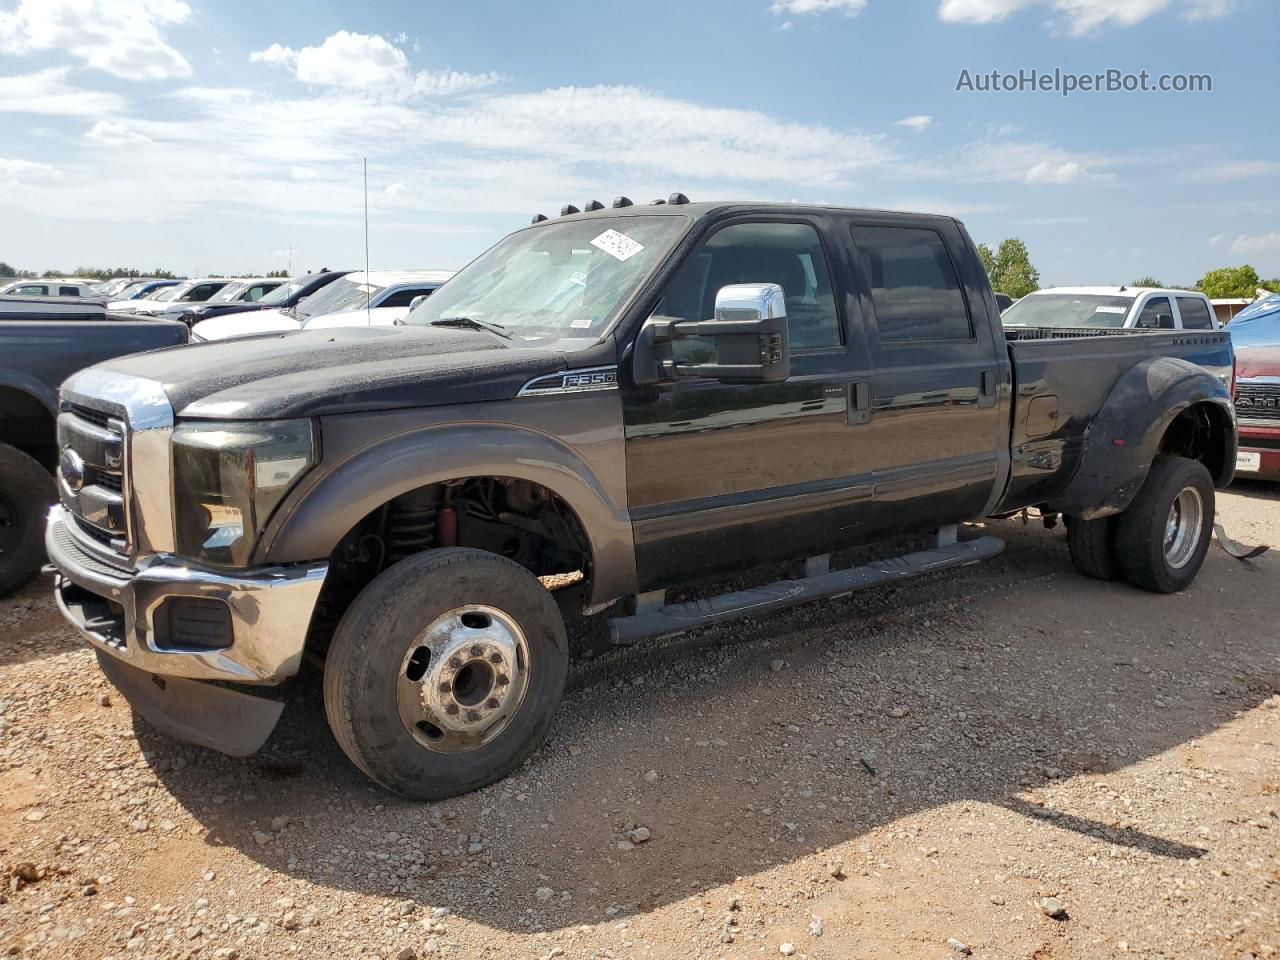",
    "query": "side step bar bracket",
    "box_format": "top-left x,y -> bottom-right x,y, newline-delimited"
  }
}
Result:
608,535 -> 1005,645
